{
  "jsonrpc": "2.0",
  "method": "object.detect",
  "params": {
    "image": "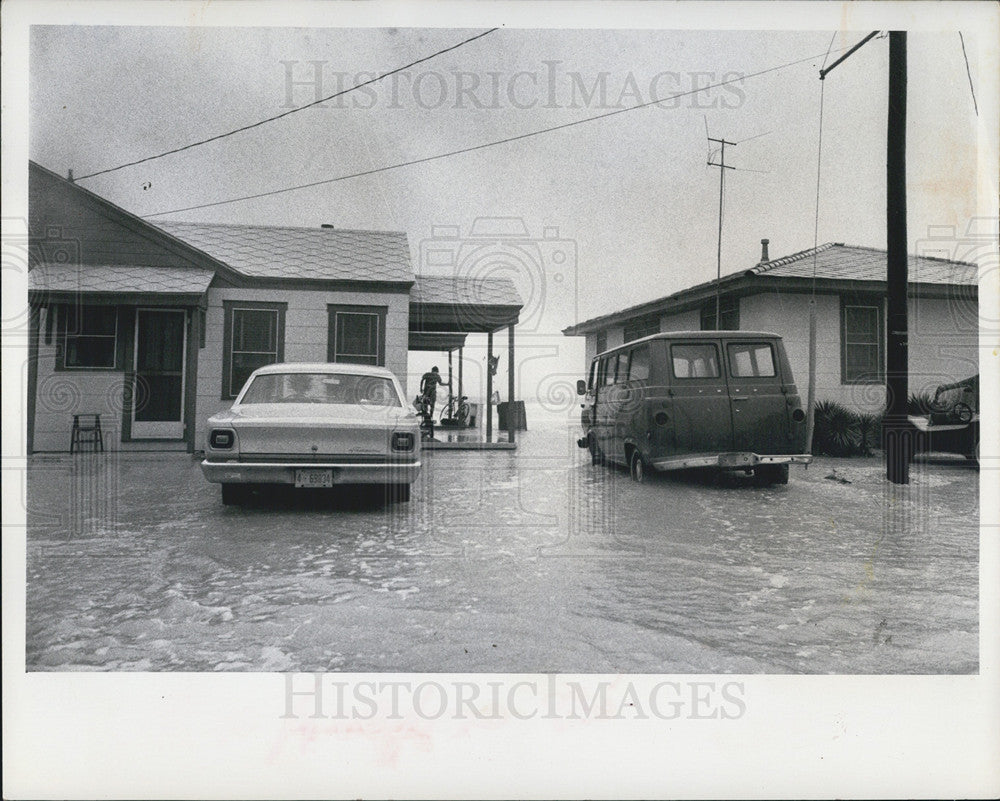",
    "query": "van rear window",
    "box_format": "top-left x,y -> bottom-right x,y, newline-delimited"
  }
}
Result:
671,344 -> 720,379
728,342 -> 776,377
